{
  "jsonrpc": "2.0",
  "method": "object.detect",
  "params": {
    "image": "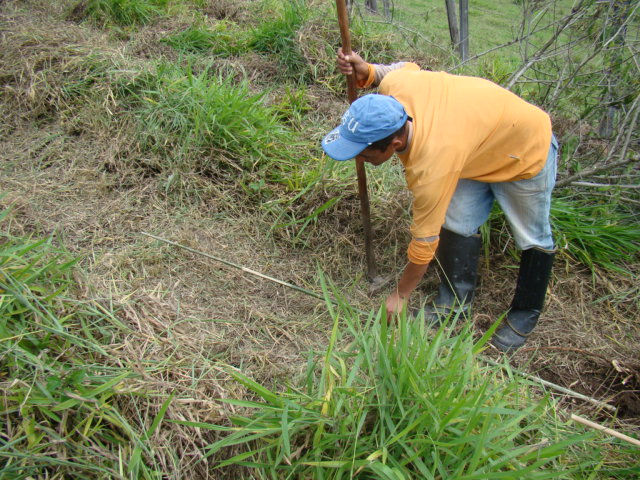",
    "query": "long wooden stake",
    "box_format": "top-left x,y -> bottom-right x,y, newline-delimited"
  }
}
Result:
459,0 -> 469,61
571,414 -> 640,447
444,0 -> 460,49
335,0 -> 377,280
